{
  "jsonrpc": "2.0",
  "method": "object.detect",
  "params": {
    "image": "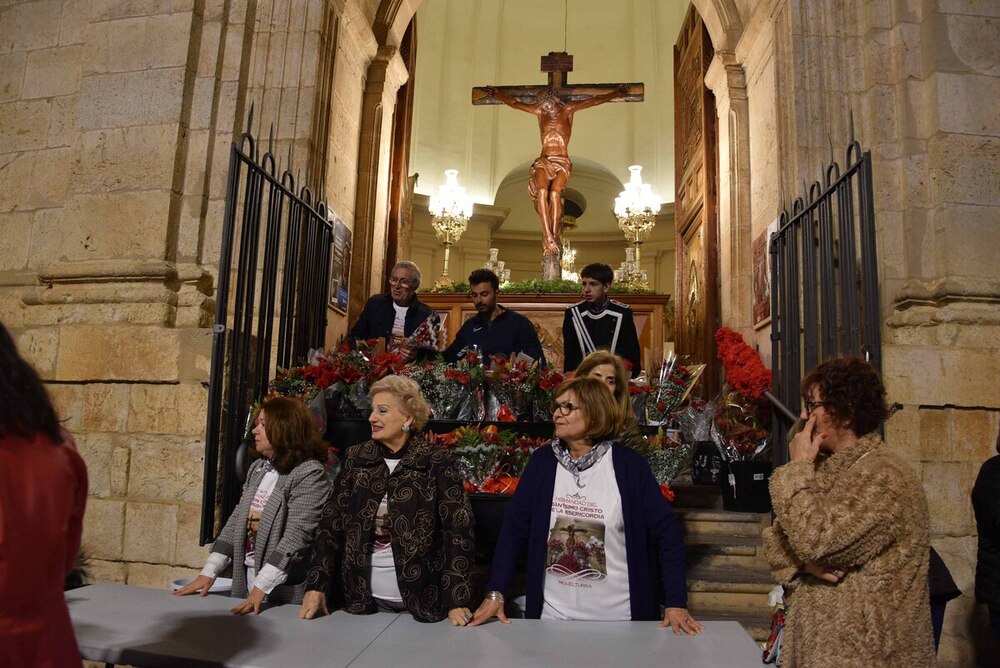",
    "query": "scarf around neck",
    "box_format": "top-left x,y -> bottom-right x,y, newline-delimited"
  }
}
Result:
551,438 -> 613,487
